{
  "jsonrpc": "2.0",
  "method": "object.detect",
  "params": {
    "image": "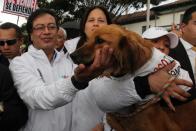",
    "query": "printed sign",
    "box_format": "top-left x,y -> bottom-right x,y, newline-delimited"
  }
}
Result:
2,0 -> 37,17
154,55 -> 180,77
